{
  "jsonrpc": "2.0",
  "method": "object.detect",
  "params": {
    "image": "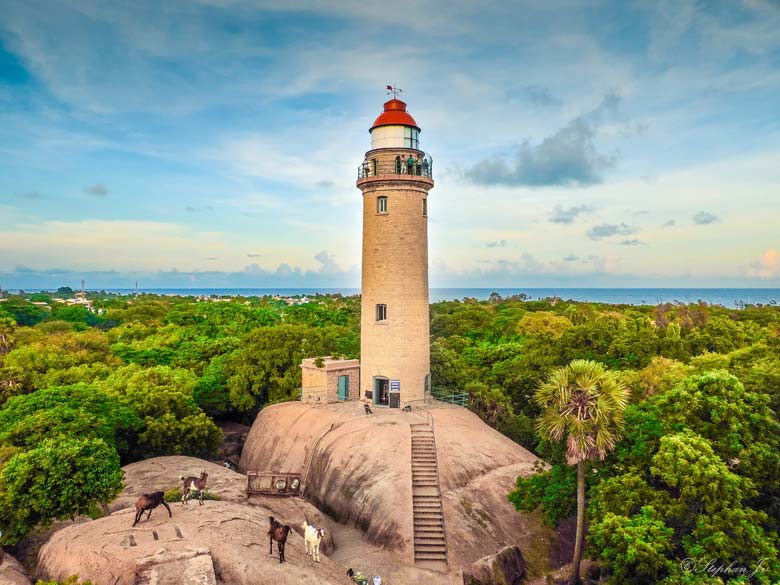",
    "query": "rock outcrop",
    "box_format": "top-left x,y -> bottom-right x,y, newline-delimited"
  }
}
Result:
0,552 -> 32,585
112,456 -> 337,555
240,401 -> 554,572
462,545 -> 526,585
135,548 -> 217,585
111,456 -> 247,513
37,500 -> 349,585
